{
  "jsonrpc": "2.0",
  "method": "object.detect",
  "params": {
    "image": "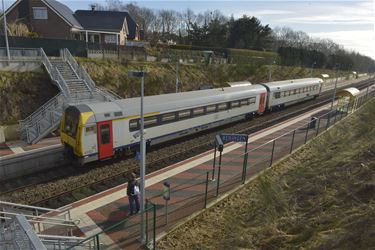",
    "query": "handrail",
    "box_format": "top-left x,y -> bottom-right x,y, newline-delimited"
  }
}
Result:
19,93 -> 63,126
96,86 -> 122,100
61,48 -> 96,90
1,211 -> 76,225
53,68 -> 71,100
40,48 -> 70,99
